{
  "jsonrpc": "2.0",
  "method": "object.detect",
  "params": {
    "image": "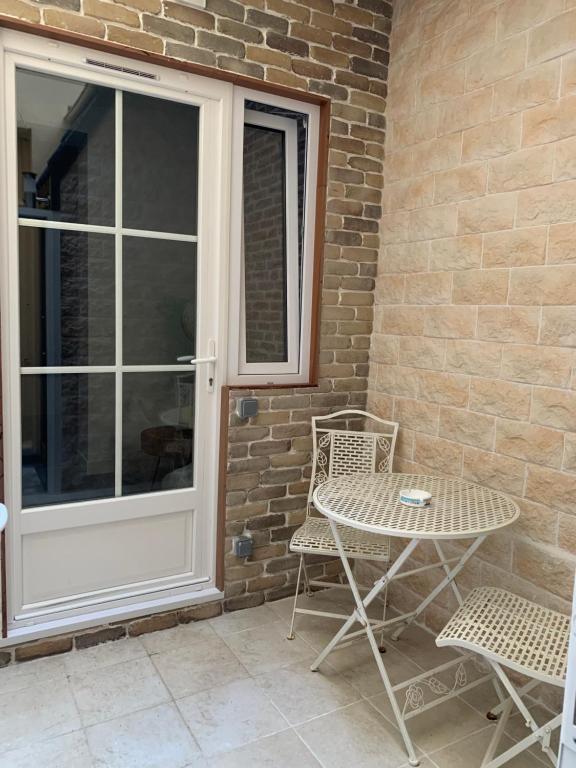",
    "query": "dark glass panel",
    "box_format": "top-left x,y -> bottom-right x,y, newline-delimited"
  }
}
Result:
122,372 -> 195,495
19,229 -> 115,366
123,92 -> 199,235
243,123 -> 288,364
21,374 -> 115,508
16,69 -> 115,226
123,238 -> 197,366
